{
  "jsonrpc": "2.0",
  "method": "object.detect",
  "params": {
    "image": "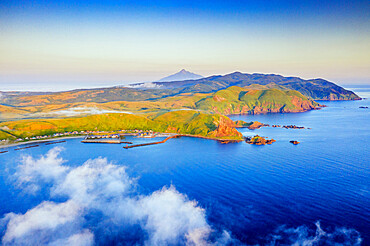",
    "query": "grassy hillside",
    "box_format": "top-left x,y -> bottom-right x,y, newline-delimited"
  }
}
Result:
0,111 -> 243,140
0,73 -> 360,112
195,86 -> 320,115
0,86 -> 322,121
0,129 -> 16,140
0,87 -> 177,106
142,72 -> 361,100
